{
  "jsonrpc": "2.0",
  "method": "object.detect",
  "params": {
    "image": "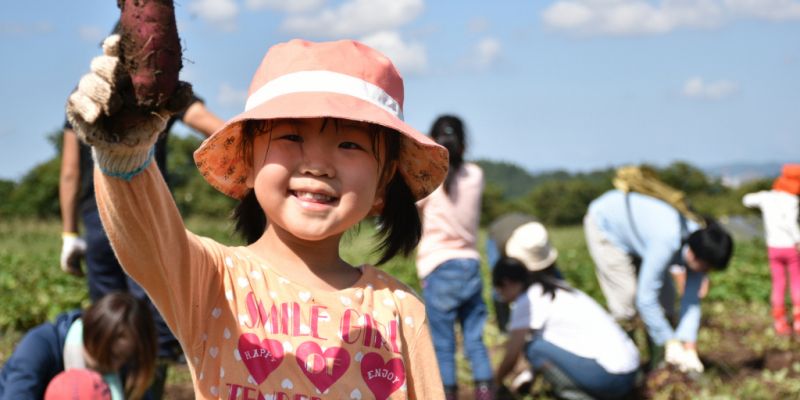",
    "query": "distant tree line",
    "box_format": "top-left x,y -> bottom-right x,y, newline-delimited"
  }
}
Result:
1,131 -> 773,226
